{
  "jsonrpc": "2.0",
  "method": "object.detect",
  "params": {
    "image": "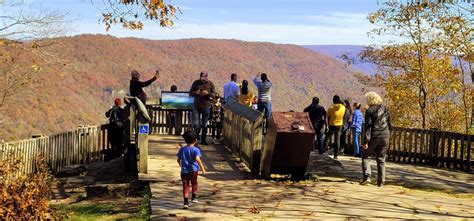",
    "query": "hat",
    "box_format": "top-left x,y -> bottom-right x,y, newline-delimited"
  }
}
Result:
200,71 -> 208,77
